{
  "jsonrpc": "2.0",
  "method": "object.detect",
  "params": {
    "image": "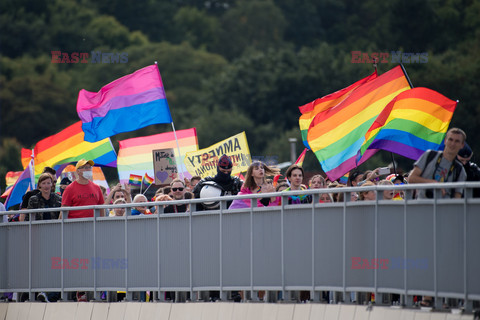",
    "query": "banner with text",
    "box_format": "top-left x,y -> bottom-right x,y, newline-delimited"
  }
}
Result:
184,132 -> 252,178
